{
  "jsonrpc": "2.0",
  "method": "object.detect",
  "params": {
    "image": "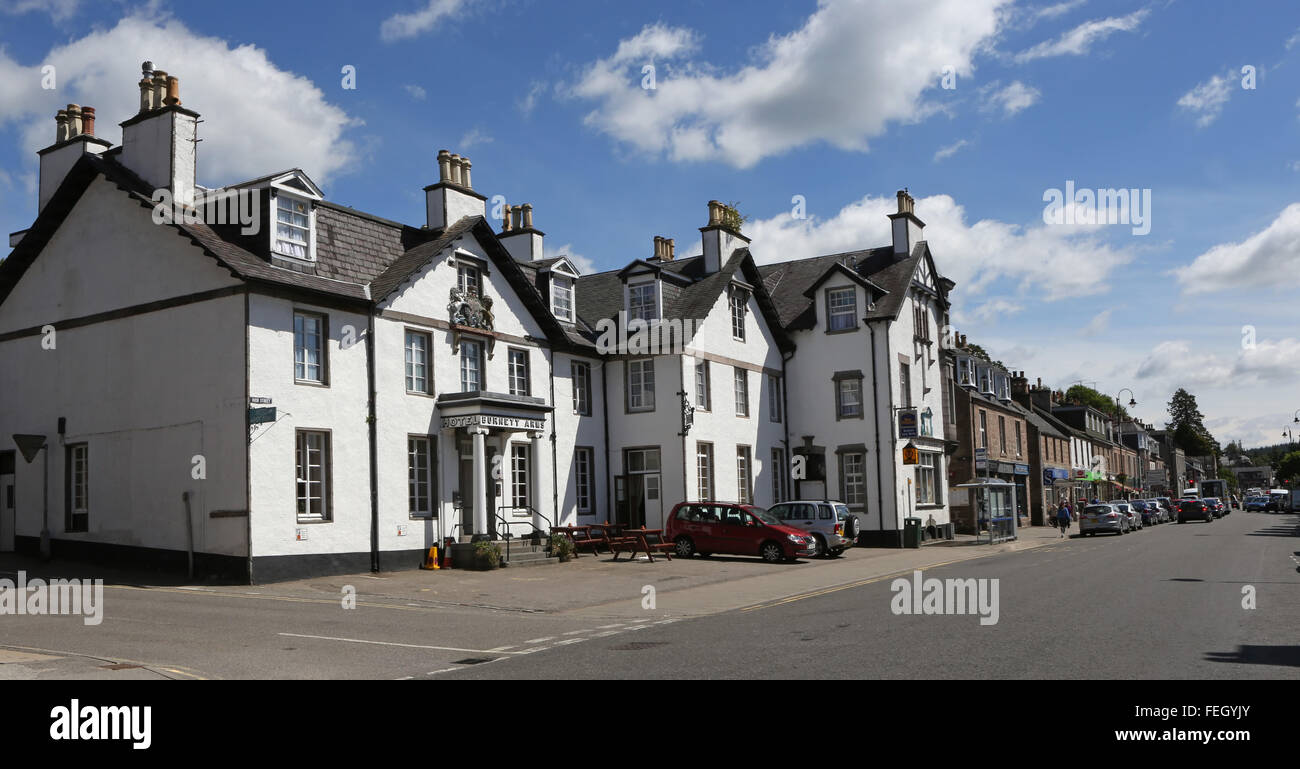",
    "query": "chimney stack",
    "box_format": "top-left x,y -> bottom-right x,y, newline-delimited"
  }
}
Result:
426,148 -> 487,229
653,236 -> 664,260
38,102 -> 111,211
700,199 -> 748,275
119,62 -> 198,207
888,187 -> 925,258
499,201 -> 545,262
